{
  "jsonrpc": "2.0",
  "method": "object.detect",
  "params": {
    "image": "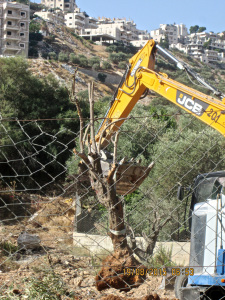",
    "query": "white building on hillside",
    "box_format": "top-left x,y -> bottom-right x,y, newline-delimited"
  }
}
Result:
35,9 -> 64,25
171,30 -> 225,63
64,7 -> 98,34
151,23 -> 188,44
0,1 -> 29,57
80,17 -> 150,45
41,0 -> 76,13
